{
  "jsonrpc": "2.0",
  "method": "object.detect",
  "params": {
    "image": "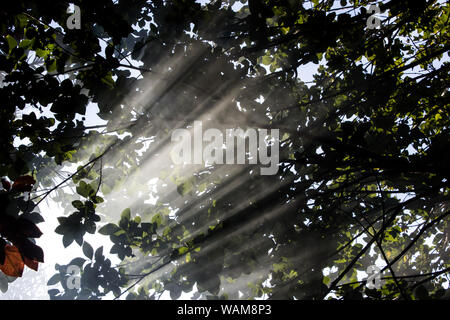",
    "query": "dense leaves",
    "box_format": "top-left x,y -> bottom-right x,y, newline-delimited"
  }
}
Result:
0,175 -> 44,281
1,0 -> 449,300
